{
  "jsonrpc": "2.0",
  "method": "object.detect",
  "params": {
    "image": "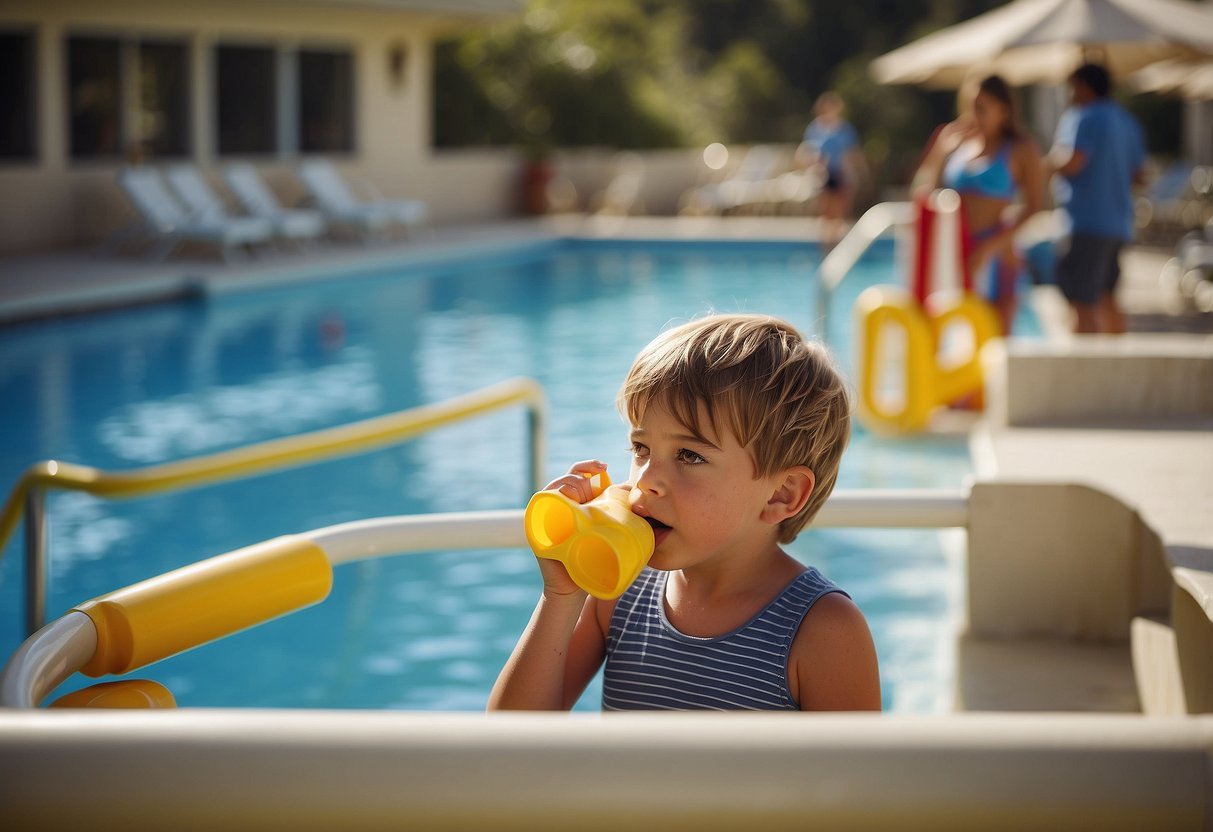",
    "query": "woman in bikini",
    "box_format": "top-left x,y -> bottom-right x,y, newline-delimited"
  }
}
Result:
914,75 -> 1044,334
